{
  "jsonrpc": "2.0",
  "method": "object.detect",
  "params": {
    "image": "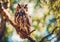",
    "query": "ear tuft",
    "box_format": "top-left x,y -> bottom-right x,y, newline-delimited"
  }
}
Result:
18,4 -> 20,7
